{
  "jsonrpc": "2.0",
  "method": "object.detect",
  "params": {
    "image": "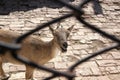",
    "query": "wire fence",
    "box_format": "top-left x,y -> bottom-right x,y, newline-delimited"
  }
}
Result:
0,0 -> 119,80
